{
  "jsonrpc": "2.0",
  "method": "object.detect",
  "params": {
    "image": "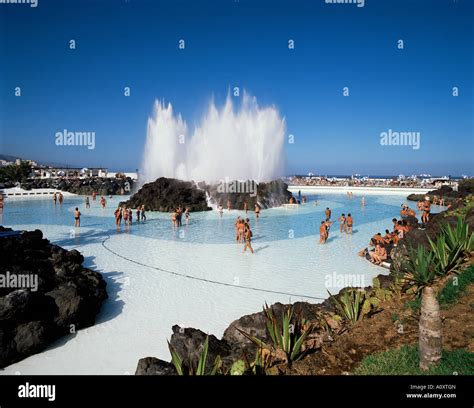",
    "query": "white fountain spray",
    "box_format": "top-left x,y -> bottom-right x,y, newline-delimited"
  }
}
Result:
141,91 -> 286,184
